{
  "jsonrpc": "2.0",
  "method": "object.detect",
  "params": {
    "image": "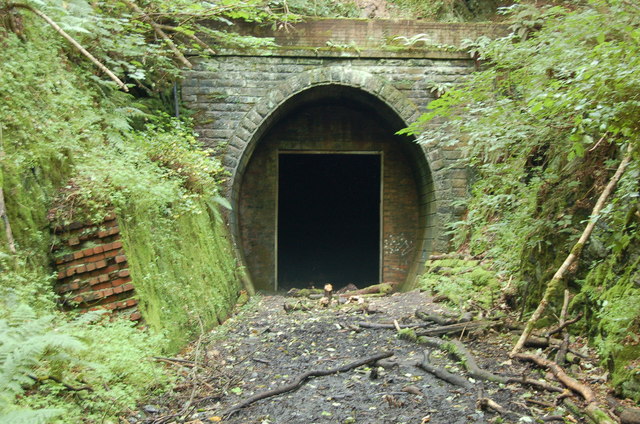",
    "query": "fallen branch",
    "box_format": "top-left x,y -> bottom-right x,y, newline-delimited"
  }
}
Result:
448,340 -> 507,384
28,374 -> 93,392
428,253 -> 482,261
415,320 -> 498,337
155,23 -> 216,54
221,351 -> 393,417
415,350 -> 472,389
515,353 -> 616,424
607,396 -> 640,424
153,356 -> 196,368
546,312 -> 583,338
7,3 -> 128,91
415,309 -> 472,326
506,375 -> 564,393
512,145 -> 634,356
357,321 -> 432,330
122,0 -> 192,68
342,282 -> 397,297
